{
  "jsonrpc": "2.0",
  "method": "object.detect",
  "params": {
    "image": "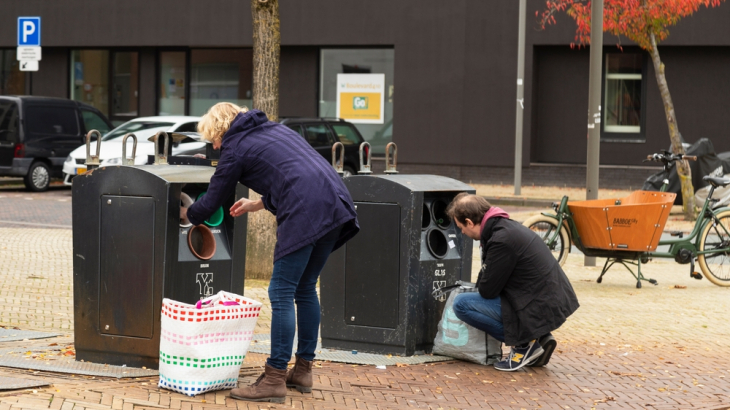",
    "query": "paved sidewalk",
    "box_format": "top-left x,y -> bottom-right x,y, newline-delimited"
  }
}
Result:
1,223 -> 730,409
